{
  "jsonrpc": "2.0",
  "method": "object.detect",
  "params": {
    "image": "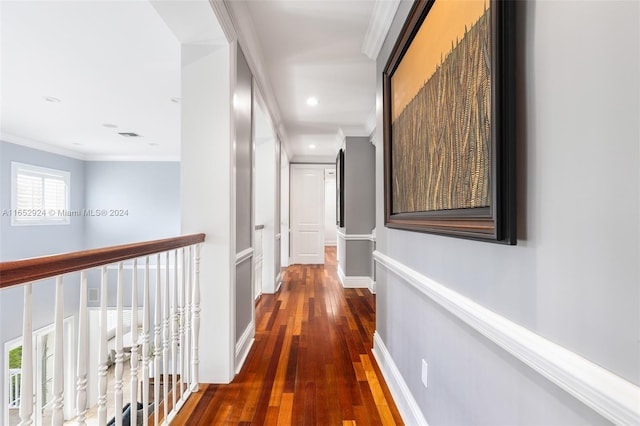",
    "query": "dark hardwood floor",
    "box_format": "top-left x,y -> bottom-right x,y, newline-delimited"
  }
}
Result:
173,246 -> 403,425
